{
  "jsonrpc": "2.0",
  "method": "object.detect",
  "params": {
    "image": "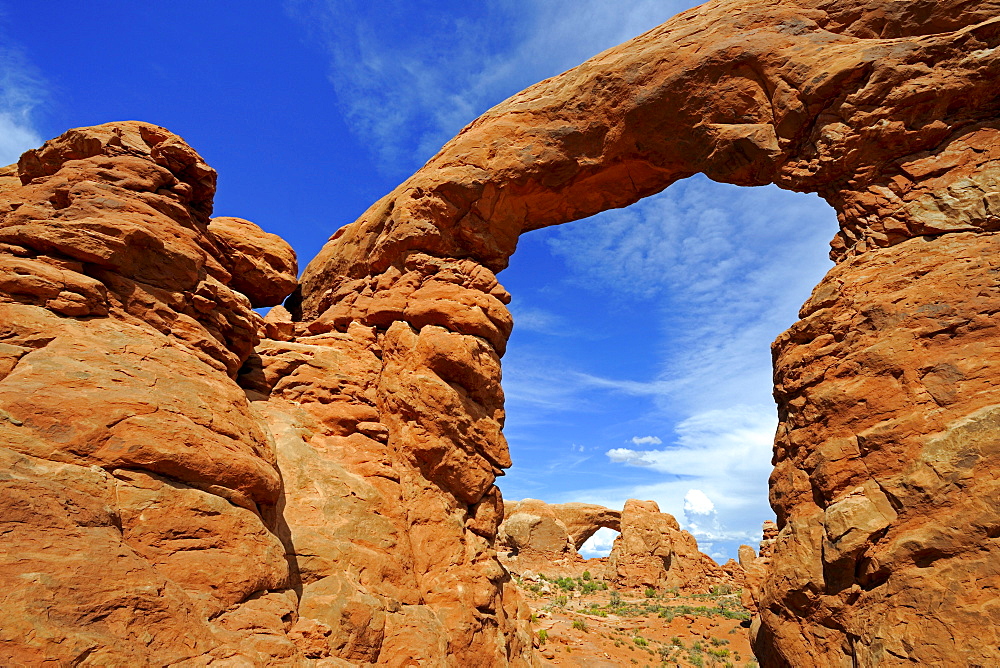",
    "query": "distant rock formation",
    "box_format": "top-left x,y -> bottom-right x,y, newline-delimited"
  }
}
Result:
3,0 -> 1000,665
607,500 -> 732,592
497,499 -> 622,576
498,498 -> 739,593
739,521 -> 779,613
